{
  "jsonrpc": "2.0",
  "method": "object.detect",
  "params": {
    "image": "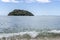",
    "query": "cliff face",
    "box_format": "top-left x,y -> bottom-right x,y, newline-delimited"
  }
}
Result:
8,9 -> 34,16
